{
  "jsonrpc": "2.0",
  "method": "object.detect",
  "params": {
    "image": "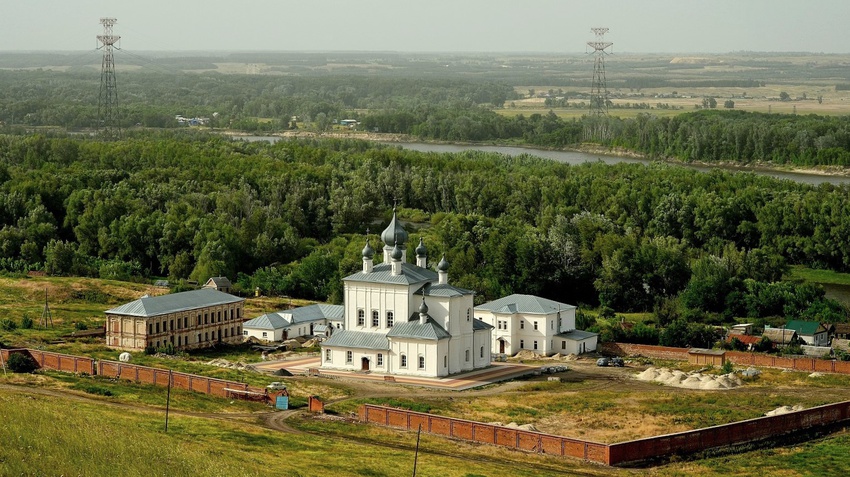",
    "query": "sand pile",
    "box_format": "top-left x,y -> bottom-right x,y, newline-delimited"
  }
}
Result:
765,405 -> 805,416
635,367 -> 743,390
206,358 -> 257,372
